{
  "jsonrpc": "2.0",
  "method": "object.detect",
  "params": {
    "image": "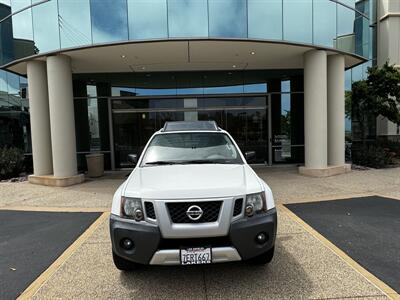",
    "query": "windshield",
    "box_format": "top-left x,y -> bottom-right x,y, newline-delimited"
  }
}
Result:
141,132 -> 243,166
